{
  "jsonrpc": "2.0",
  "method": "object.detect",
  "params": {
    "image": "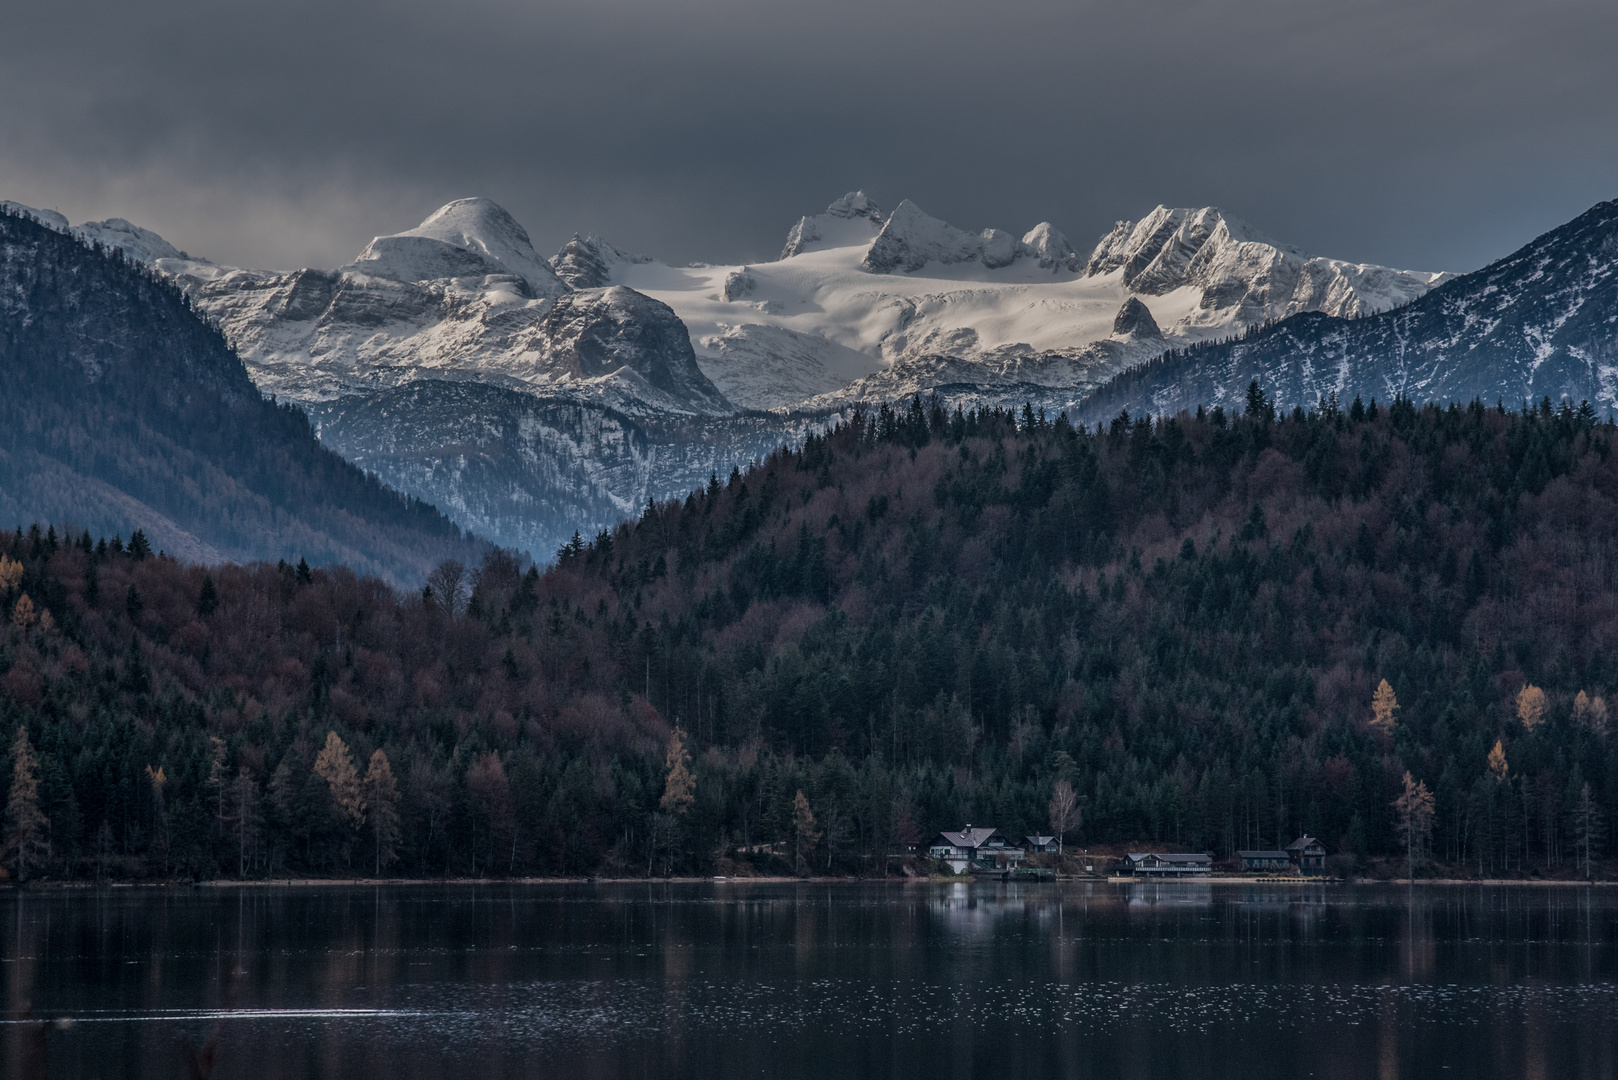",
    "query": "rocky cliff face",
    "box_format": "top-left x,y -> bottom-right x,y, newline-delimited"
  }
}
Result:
533,287 -> 731,415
